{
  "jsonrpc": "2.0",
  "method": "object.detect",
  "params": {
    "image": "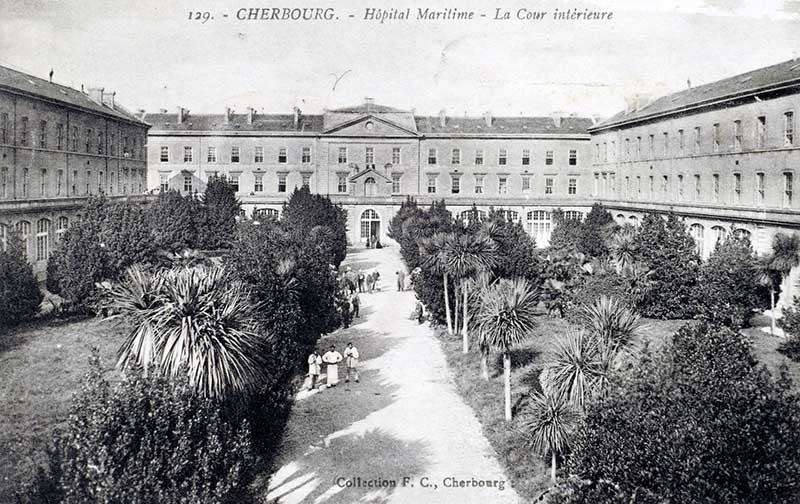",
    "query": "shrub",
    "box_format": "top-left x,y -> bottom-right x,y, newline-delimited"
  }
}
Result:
549,209 -> 582,254
553,323 -> 800,503
565,272 -> 629,323
575,203 -> 616,258
20,352 -> 255,503
196,175 -> 241,250
0,232 -> 42,328
148,190 -> 203,253
281,186 -> 348,268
